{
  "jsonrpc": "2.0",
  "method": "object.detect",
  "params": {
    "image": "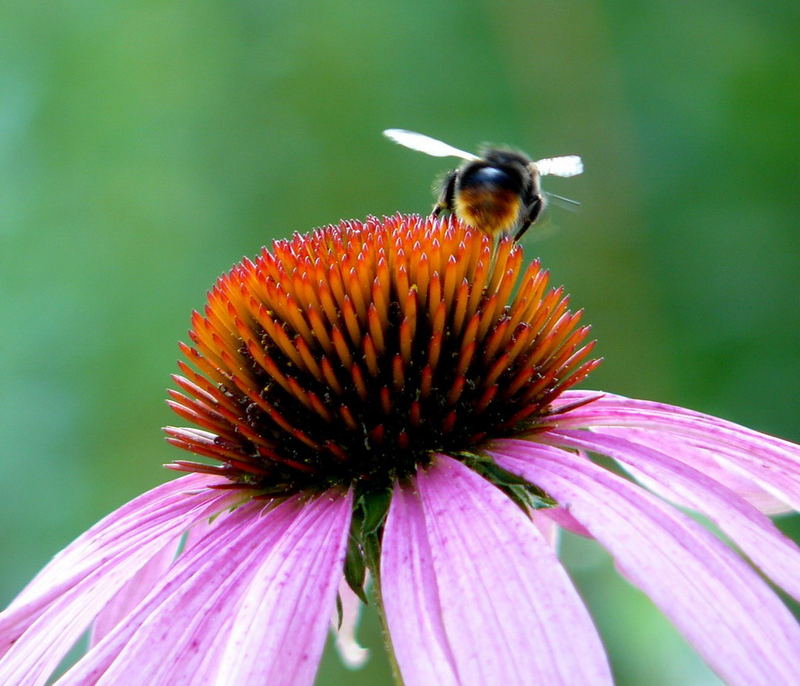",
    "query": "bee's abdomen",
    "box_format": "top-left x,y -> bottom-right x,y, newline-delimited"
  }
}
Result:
455,165 -> 523,235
